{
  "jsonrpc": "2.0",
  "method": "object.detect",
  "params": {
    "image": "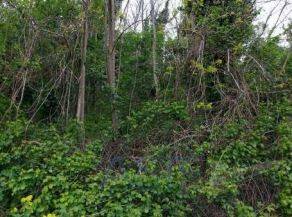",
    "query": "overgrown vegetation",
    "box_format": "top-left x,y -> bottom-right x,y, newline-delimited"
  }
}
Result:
0,0 -> 291,216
